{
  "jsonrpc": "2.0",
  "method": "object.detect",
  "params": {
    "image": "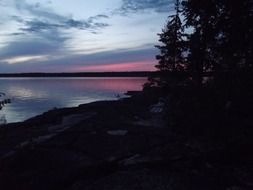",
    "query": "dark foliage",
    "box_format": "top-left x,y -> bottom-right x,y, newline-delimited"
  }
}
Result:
155,0 -> 185,72
151,0 -> 253,142
154,0 -> 253,87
